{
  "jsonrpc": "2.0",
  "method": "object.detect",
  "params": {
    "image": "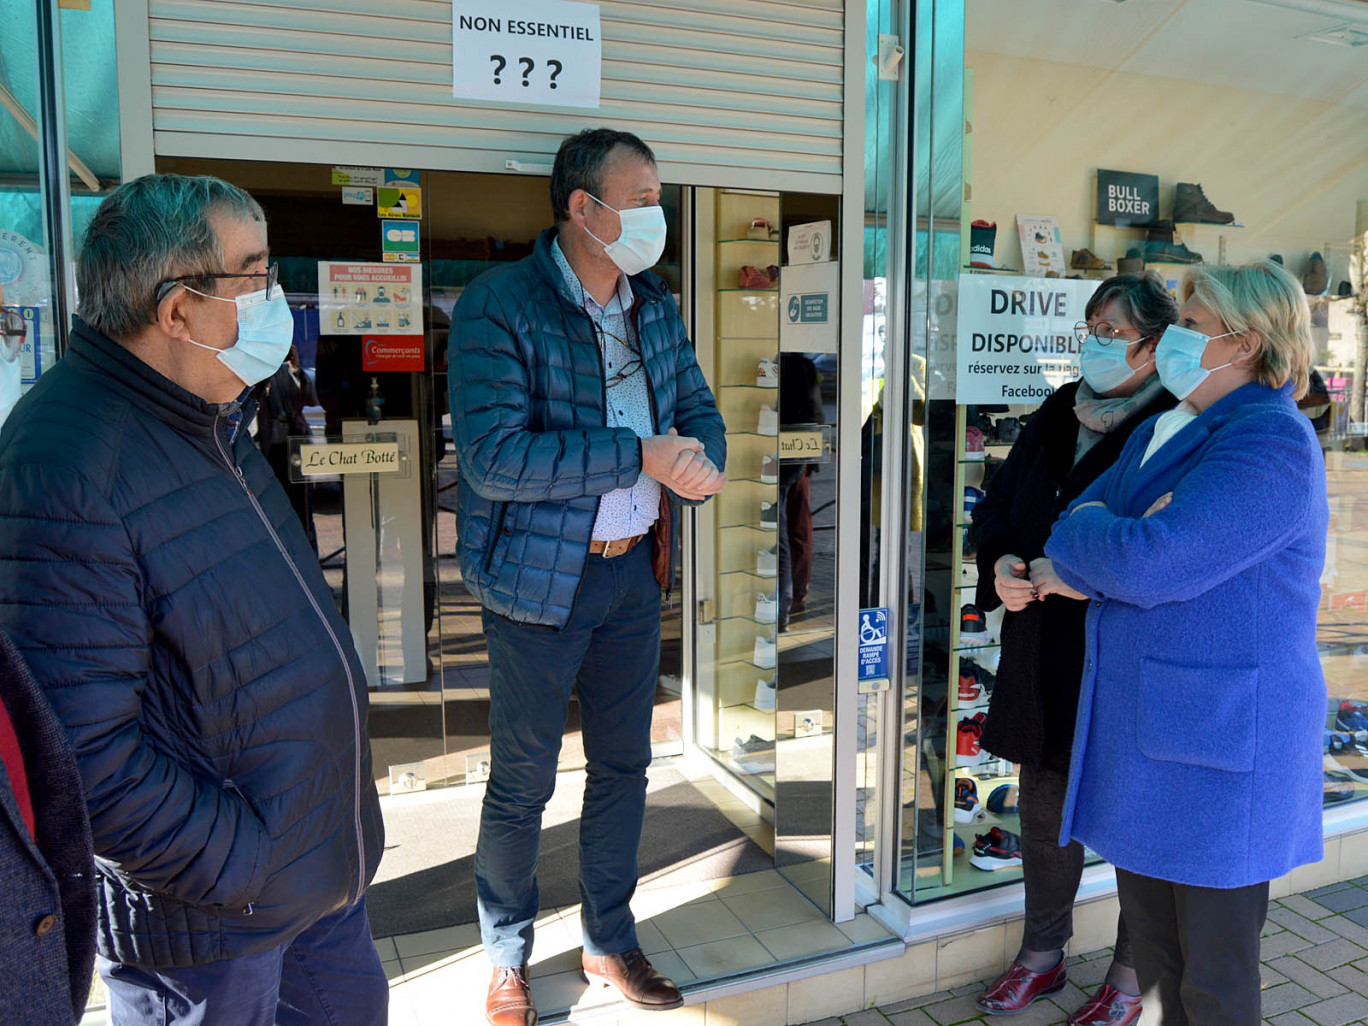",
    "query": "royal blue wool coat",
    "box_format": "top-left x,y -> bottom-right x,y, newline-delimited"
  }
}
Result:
1044,382 -> 1328,888
0,321 -> 384,968
449,228 -> 726,628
